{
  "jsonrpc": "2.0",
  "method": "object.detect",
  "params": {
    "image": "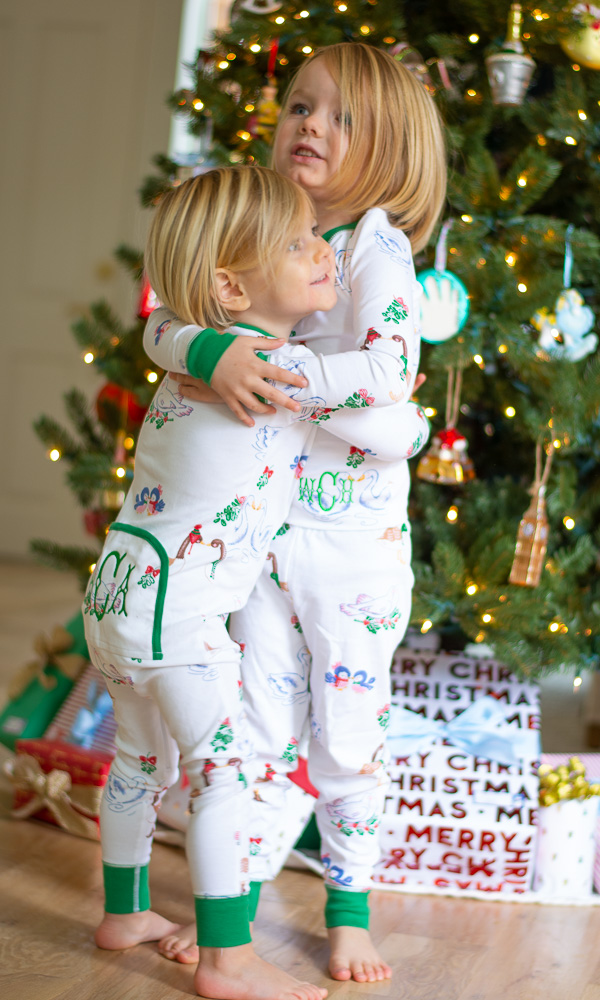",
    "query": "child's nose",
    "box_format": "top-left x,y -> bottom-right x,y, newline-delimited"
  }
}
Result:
315,240 -> 333,265
300,111 -> 324,136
